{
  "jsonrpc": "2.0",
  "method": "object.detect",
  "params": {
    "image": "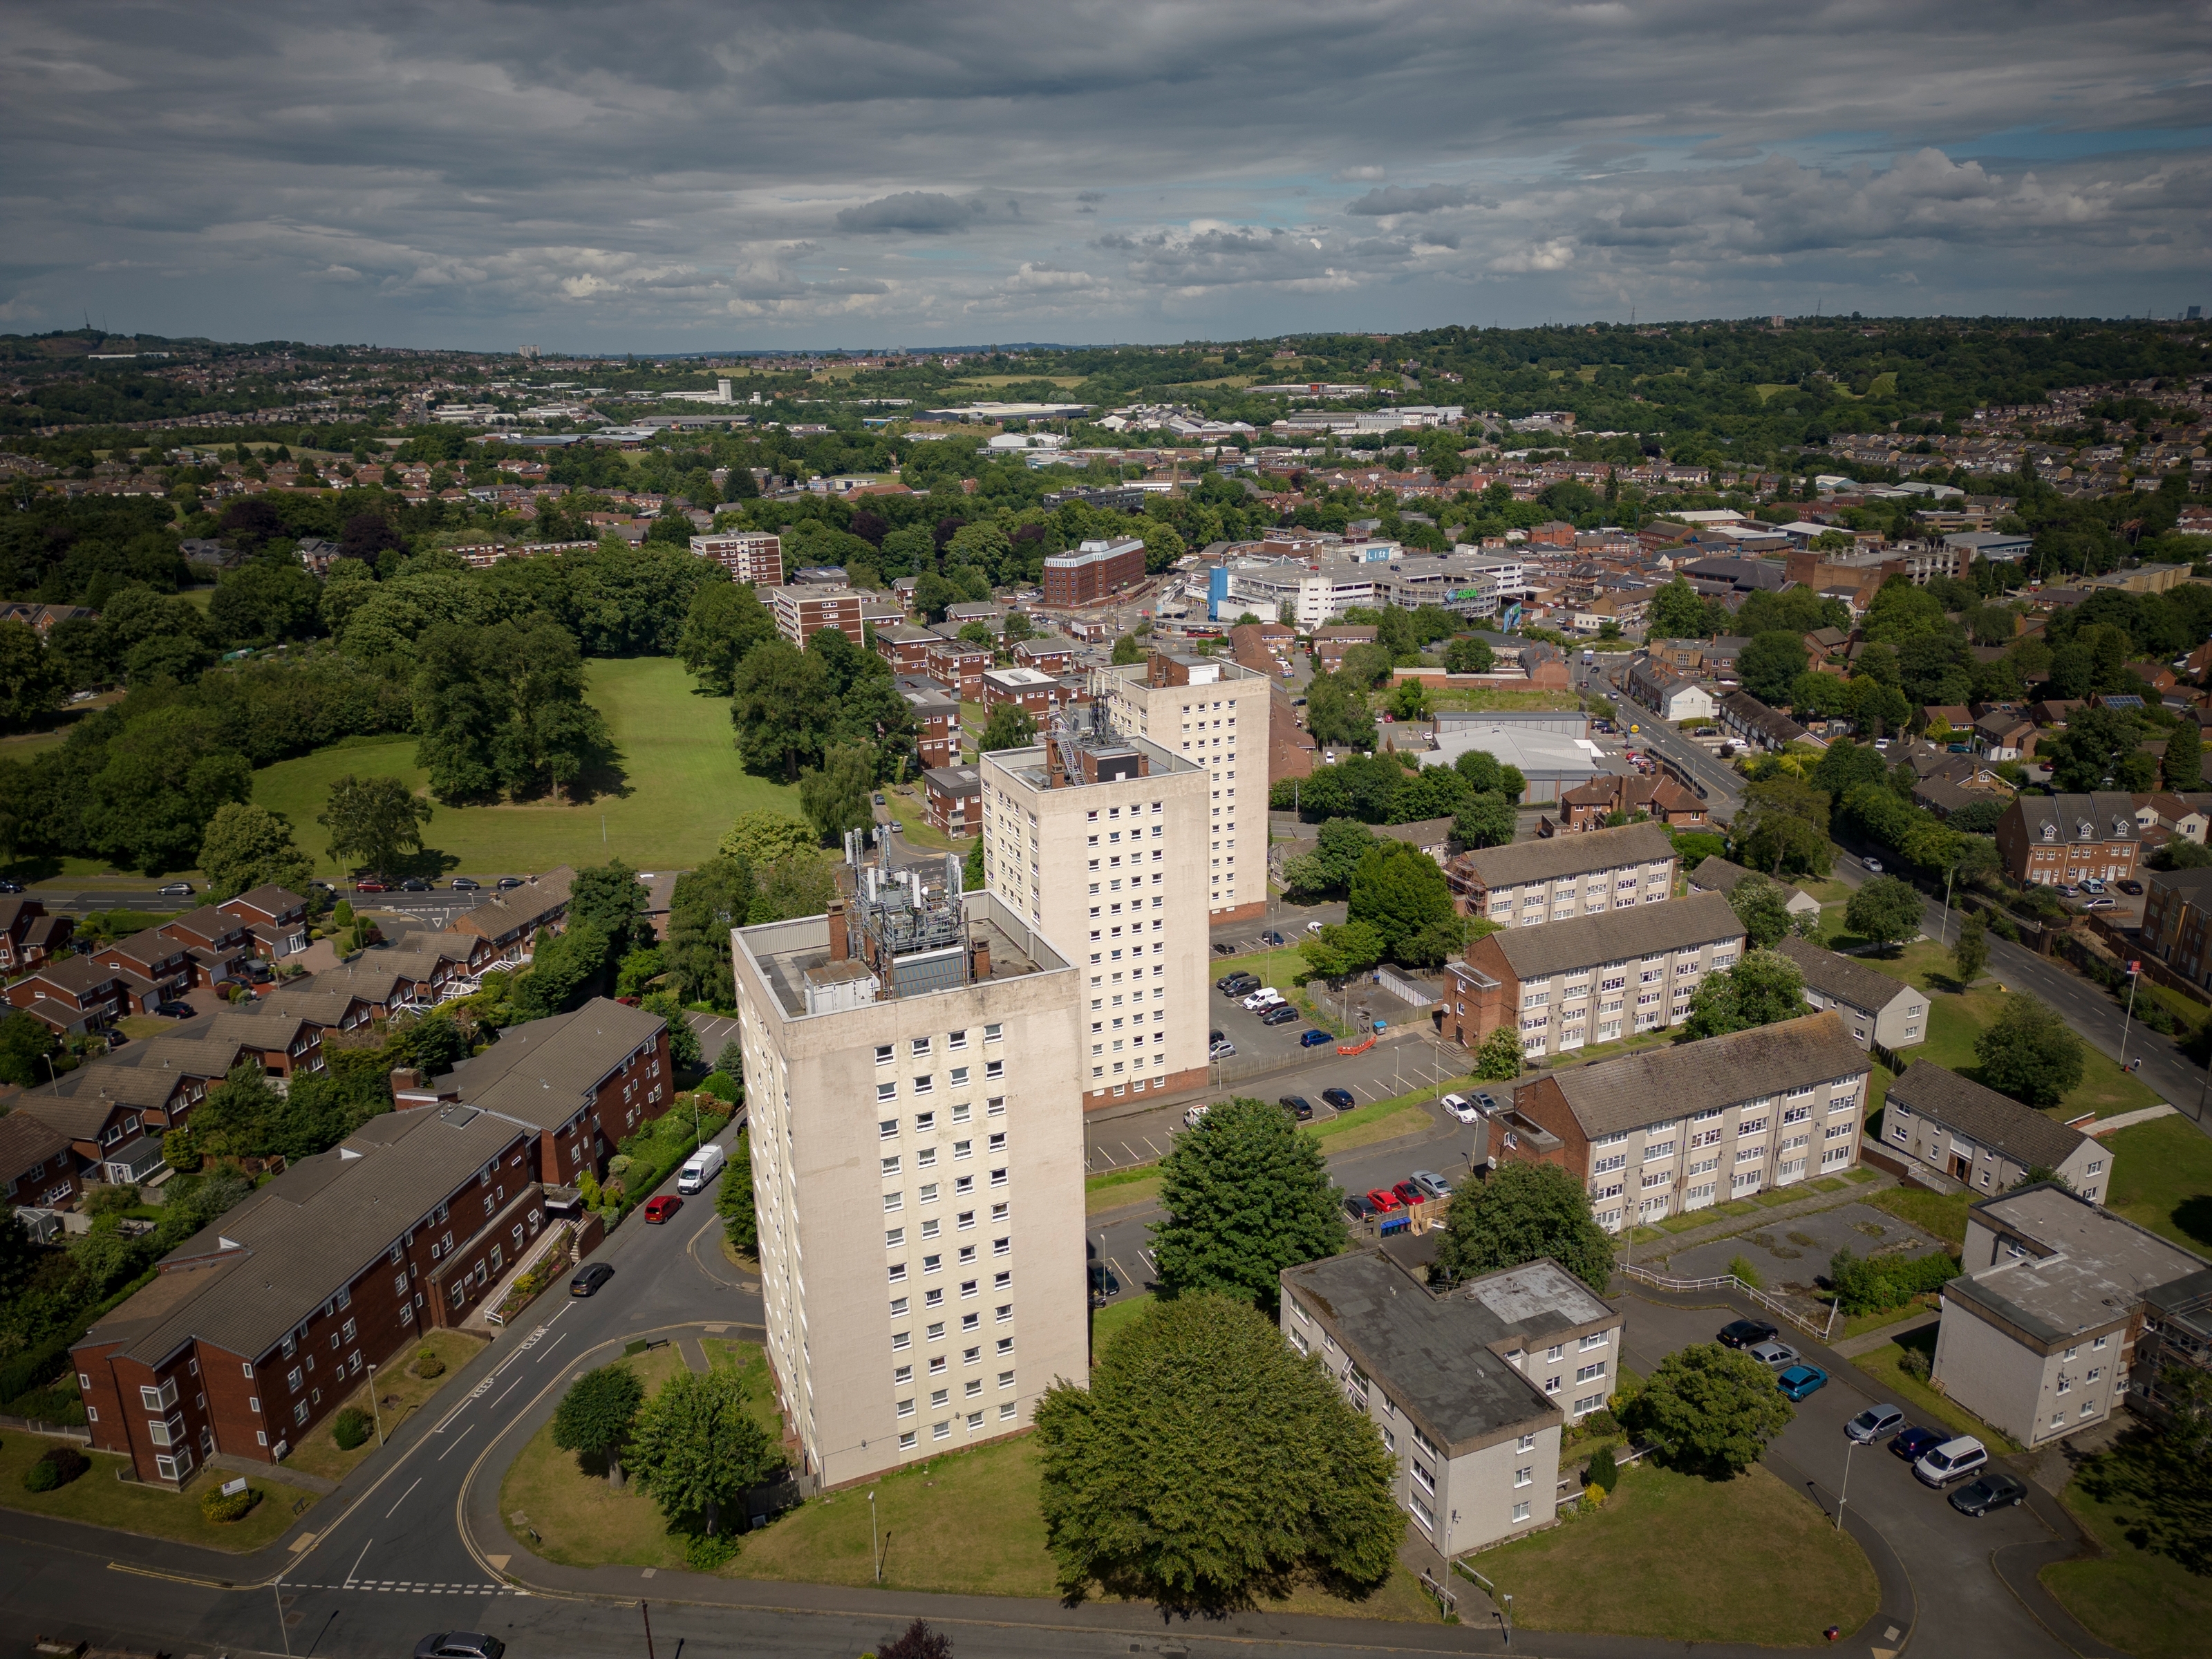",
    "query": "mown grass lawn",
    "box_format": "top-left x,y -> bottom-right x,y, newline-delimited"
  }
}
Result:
282,1330 -> 482,1484
0,1431 -> 310,1552
1476,1461 -> 1877,1646
252,657 -> 800,878
1865,1183 -> 1973,1248
2101,1114 -> 2212,1253
2041,1434 -> 2212,1659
